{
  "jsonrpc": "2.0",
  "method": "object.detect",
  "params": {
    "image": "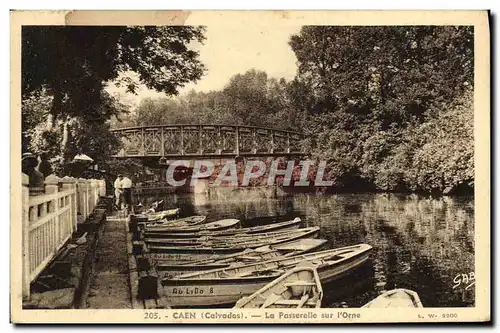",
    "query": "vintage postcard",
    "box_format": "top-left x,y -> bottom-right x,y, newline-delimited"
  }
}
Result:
11,10 -> 490,324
